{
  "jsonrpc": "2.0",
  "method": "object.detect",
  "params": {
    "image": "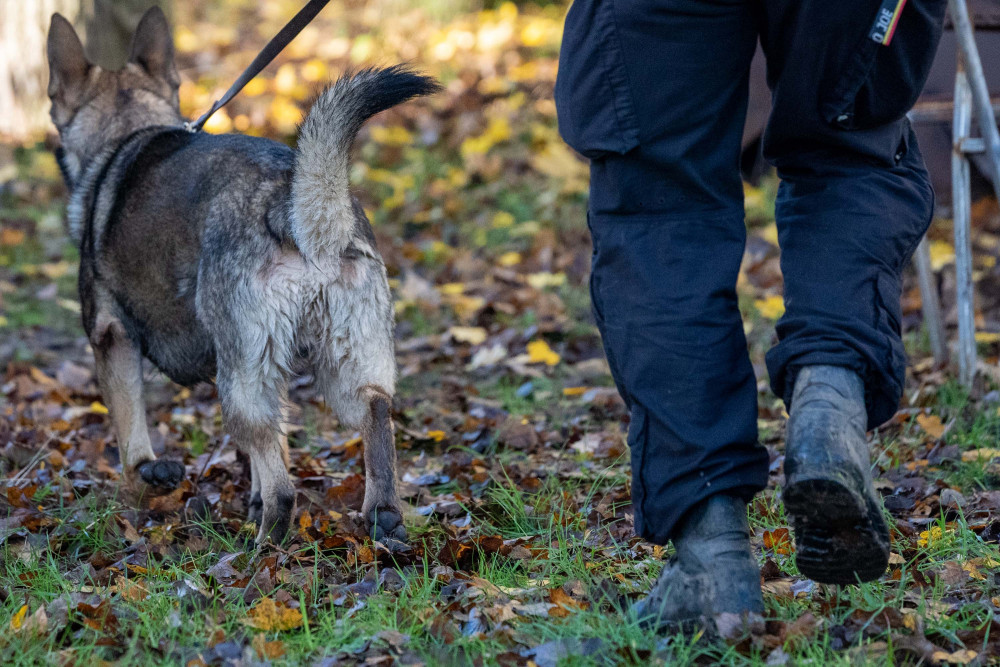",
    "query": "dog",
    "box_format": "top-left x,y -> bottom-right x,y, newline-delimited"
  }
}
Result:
46,7 -> 438,544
